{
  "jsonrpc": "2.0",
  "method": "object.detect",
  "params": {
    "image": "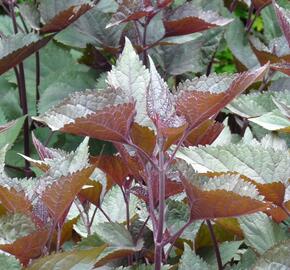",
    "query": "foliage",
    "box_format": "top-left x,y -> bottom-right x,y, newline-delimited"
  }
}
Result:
0,0 -> 289,270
